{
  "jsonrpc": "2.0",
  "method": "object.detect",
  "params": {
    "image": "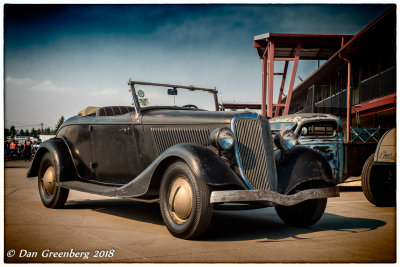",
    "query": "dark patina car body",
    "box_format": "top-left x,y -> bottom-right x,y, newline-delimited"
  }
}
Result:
28,80 -> 339,239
